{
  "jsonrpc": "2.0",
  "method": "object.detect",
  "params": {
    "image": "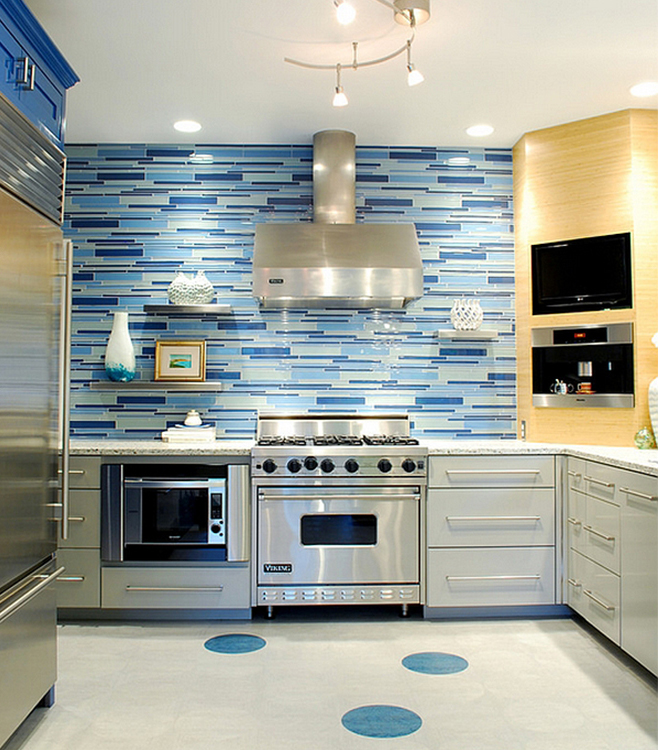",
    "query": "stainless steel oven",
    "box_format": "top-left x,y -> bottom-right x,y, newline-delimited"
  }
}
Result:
102,462 -> 249,563
252,415 -> 426,613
